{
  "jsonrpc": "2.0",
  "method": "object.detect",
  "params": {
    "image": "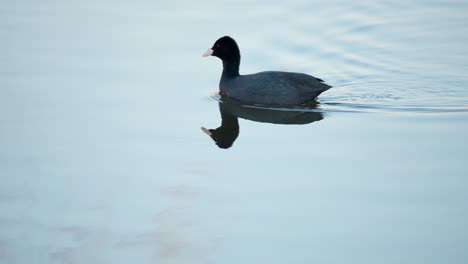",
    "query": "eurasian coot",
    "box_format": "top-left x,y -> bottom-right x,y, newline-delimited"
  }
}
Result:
203,36 -> 331,105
